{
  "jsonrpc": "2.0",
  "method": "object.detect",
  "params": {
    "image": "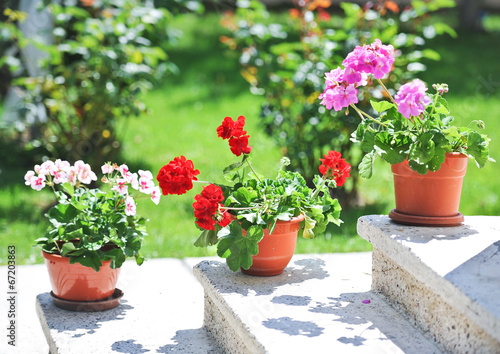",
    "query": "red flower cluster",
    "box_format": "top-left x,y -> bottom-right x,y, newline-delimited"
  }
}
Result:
319,150 -> 351,187
157,156 -> 200,195
193,184 -> 232,230
217,116 -> 252,156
